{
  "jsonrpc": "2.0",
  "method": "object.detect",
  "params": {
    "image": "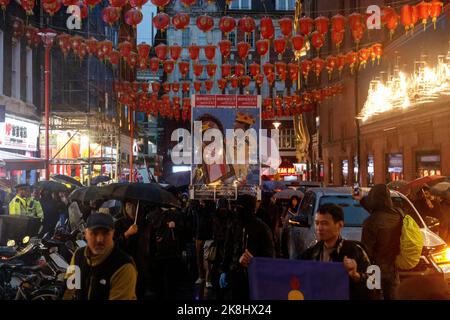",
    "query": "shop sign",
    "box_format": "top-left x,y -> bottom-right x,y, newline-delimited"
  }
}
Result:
0,116 -> 39,151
